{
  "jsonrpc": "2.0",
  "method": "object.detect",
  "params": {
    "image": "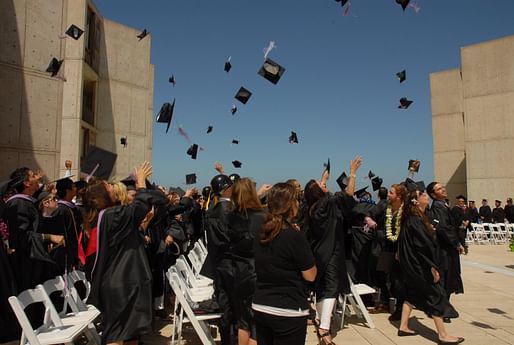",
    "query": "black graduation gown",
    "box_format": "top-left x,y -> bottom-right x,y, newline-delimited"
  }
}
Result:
4,195 -> 56,292
88,190 -> 155,343
479,205 -> 492,223
0,242 -> 20,342
428,200 -> 464,295
399,216 -> 458,318
492,207 -> 506,223
307,193 -> 356,297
